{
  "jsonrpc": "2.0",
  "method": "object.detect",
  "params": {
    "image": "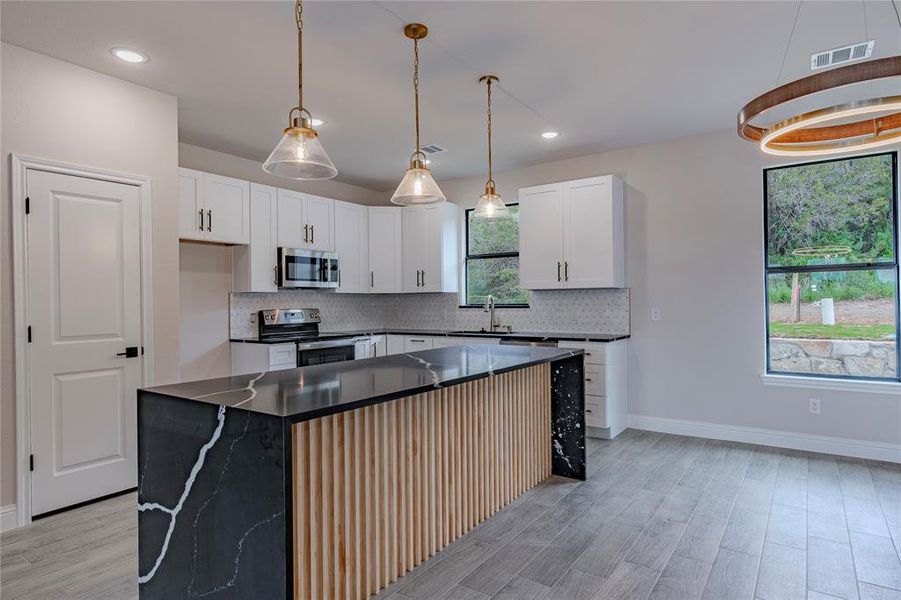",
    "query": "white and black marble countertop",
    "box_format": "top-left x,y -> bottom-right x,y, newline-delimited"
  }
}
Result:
229,328 -> 630,344
141,345 -> 583,422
